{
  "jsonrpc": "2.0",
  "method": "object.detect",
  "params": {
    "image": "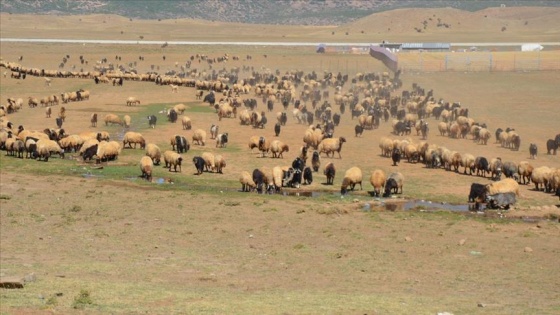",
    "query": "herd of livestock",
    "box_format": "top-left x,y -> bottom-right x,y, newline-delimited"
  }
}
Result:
1,53 -> 559,208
